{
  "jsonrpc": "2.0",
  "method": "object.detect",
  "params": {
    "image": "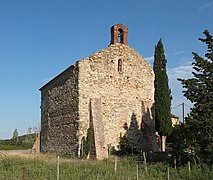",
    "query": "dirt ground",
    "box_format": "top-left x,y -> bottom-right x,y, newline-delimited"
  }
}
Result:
0,150 -> 79,165
0,150 -> 39,158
